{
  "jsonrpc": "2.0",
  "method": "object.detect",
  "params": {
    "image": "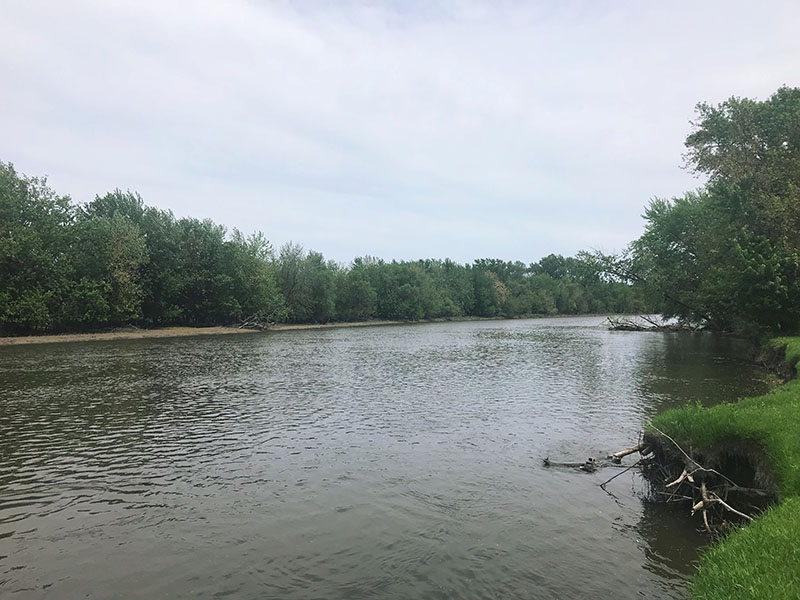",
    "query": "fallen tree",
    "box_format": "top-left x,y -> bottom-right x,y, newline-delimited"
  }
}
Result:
544,435 -> 774,533
636,426 -> 774,533
605,315 -> 702,332
238,310 -> 279,330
